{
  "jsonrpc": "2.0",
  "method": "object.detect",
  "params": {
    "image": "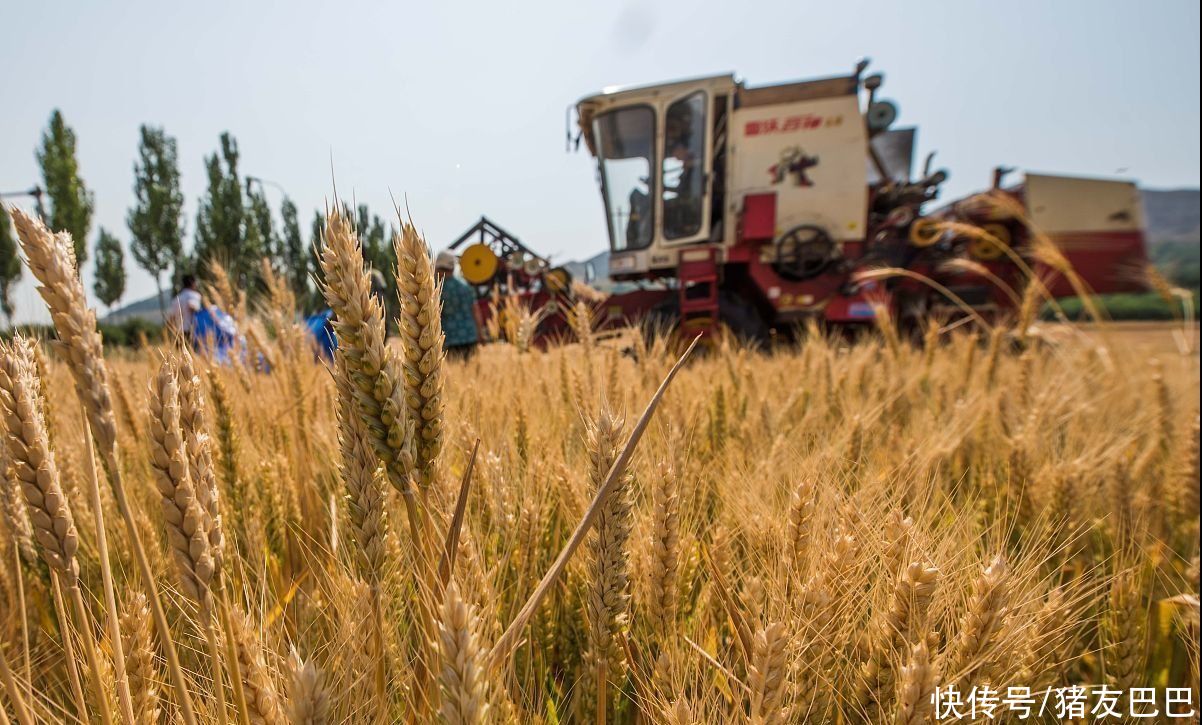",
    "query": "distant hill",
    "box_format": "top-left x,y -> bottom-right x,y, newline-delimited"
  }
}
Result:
1142,189 -> 1200,244
102,290 -> 170,325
